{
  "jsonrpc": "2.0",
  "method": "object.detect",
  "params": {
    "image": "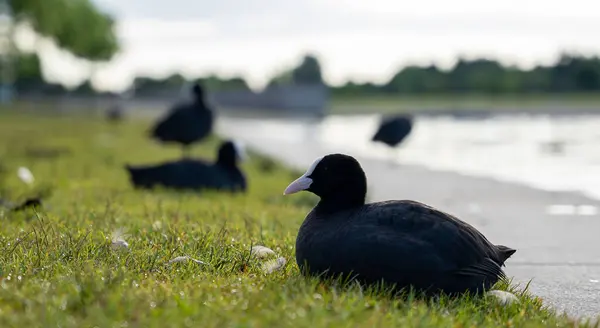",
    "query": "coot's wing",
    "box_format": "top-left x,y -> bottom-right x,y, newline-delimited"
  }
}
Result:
330,200 -> 503,284
194,107 -> 214,138
223,168 -> 247,192
372,117 -> 413,144
236,170 -> 247,192
151,105 -> 191,139
372,120 -> 391,141
396,119 -> 413,140
127,161 -> 181,188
